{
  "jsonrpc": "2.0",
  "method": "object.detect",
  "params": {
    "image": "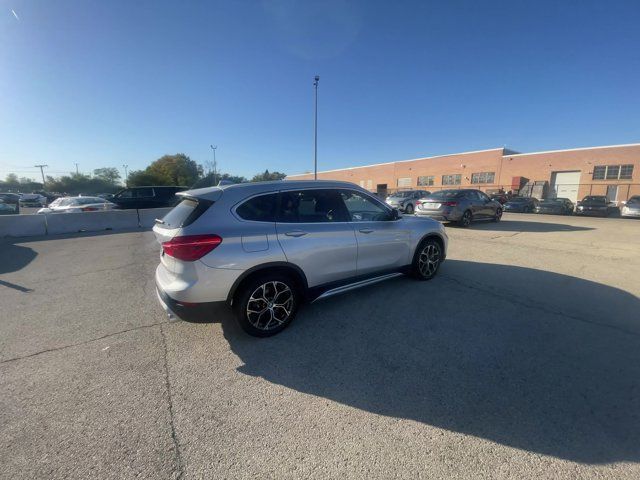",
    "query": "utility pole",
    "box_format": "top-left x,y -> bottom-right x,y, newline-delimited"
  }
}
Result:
34,164 -> 48,188
122,164 -> 129,186
313,75 -> 319,180
75,163 -> 79,175
210,145 -> 218,185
